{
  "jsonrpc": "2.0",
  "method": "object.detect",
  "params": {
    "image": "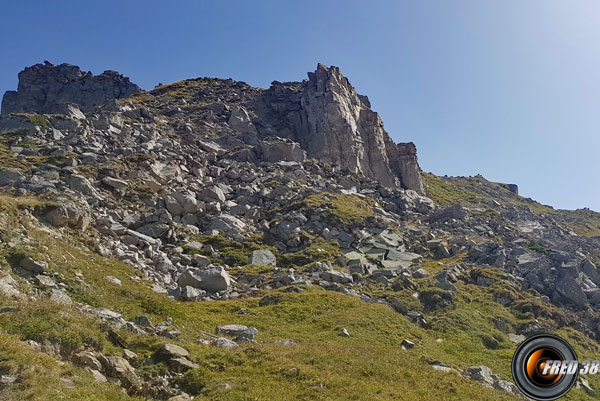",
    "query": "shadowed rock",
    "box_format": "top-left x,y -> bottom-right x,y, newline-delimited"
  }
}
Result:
1,63 -> 140,115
